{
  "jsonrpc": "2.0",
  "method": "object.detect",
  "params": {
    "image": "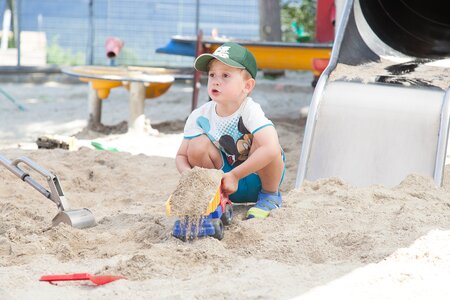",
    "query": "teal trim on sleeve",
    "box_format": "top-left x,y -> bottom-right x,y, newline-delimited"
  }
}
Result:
185,134 -> 202,139
251,124 -> 273,135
